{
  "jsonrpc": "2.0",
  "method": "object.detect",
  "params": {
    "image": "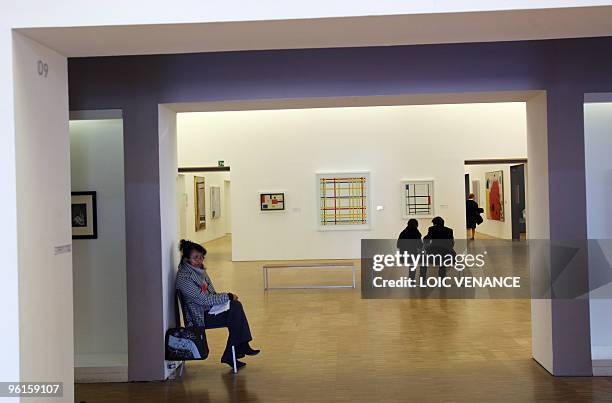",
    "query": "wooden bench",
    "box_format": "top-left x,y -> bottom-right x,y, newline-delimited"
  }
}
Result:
262,261 -> 356,290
